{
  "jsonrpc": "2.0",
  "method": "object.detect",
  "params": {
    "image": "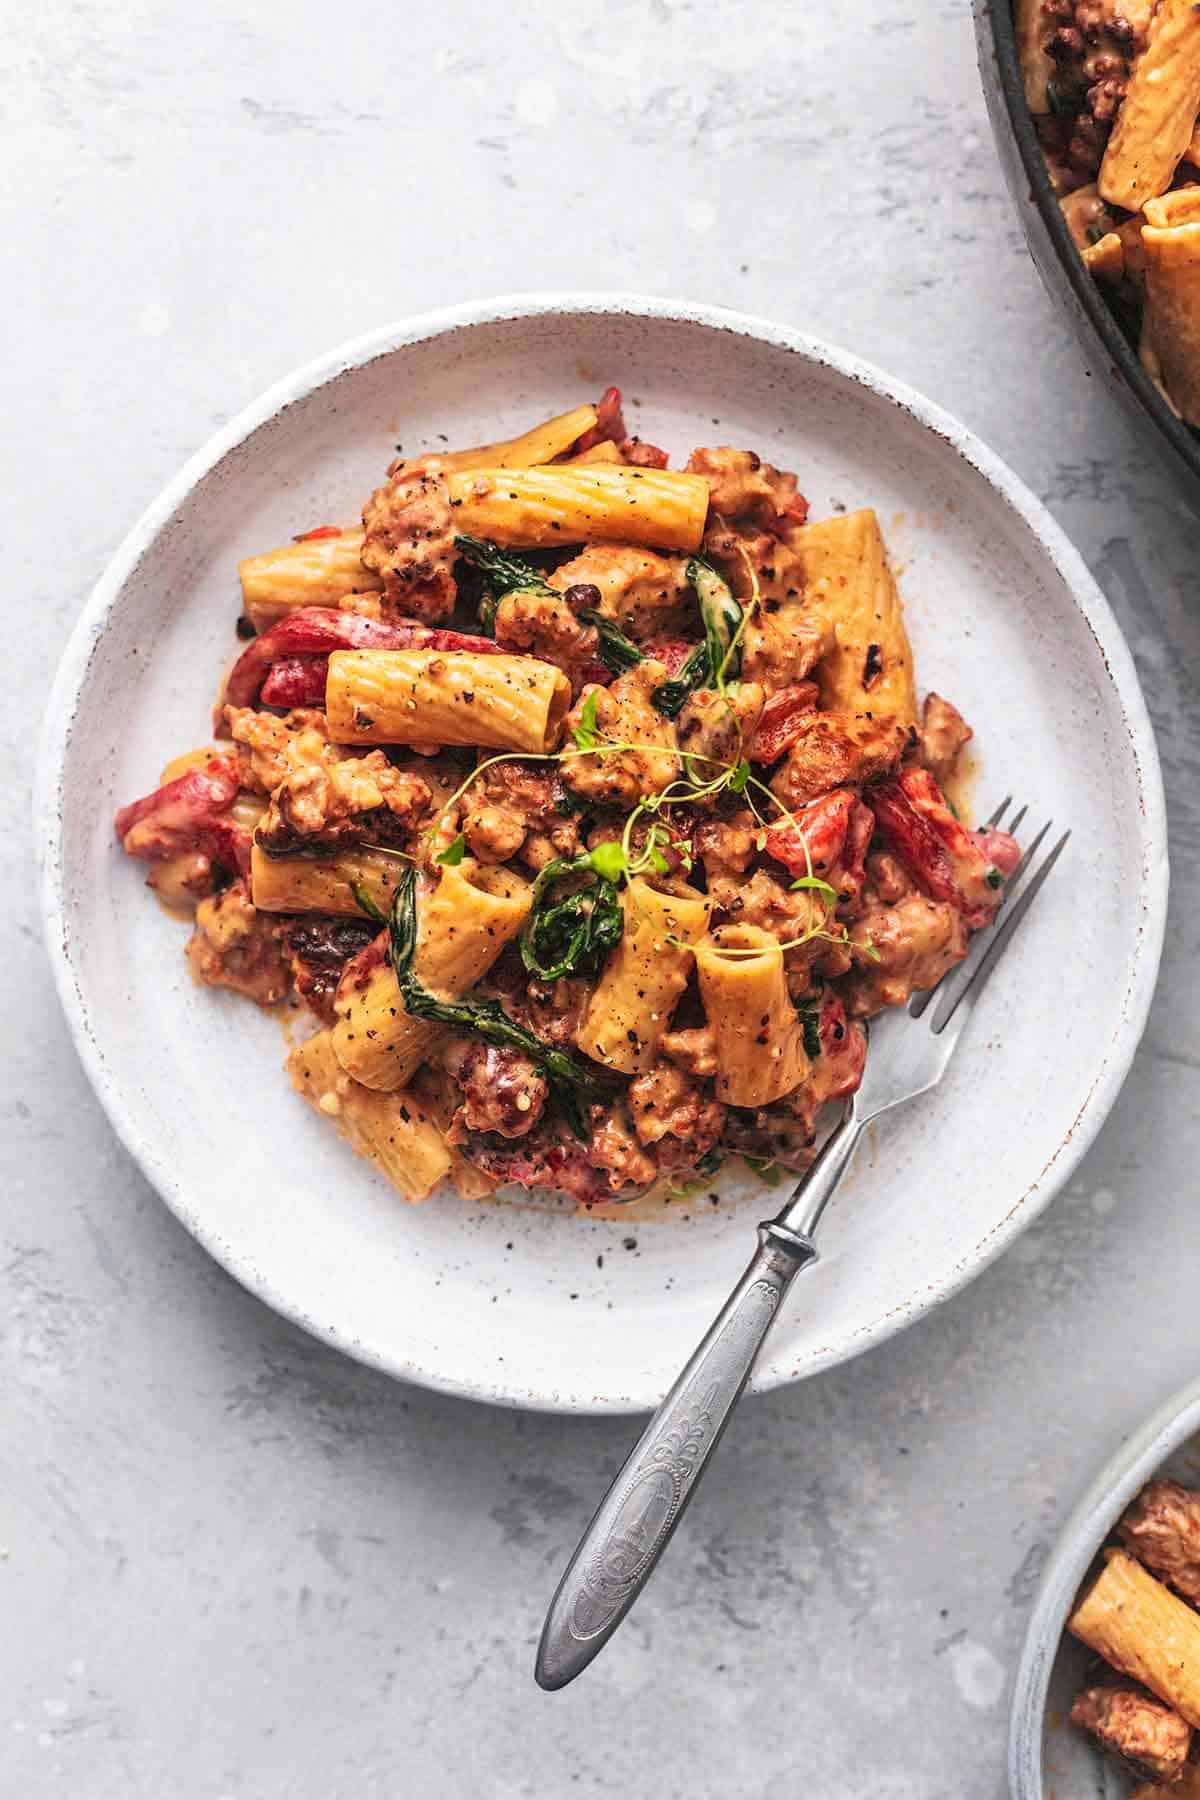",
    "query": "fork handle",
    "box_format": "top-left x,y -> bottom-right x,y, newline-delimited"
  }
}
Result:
534,1220 -> 816,1691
